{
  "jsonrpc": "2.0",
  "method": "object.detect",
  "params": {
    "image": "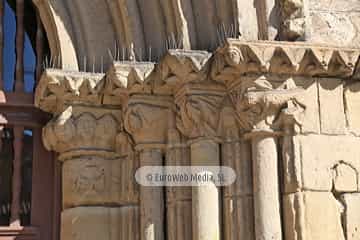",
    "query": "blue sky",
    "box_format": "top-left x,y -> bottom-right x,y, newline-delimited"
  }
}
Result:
3,1 -> 35,92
